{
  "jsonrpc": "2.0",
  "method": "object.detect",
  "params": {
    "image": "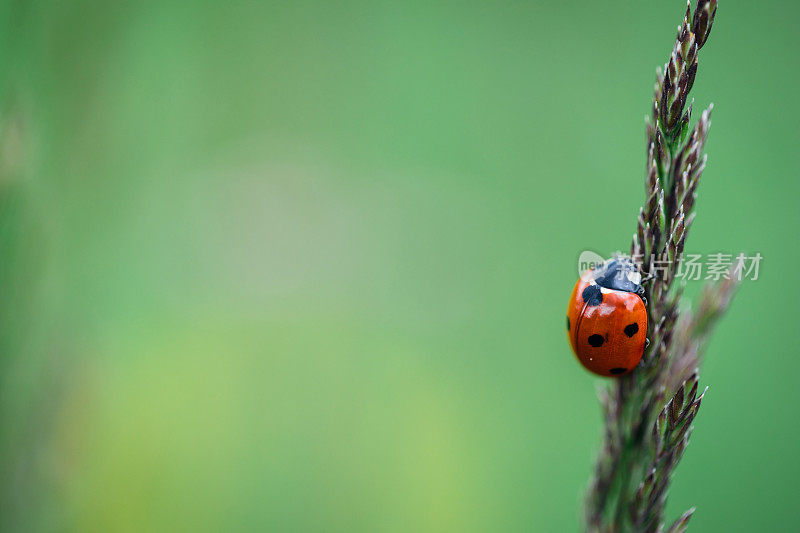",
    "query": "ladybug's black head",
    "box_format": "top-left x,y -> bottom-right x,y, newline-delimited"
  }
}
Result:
593,257 -> 642,294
